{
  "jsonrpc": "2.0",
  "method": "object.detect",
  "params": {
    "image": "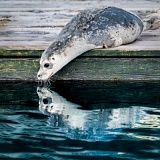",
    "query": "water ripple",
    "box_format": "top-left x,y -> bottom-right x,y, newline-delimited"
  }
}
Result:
0,87 -> 160,159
